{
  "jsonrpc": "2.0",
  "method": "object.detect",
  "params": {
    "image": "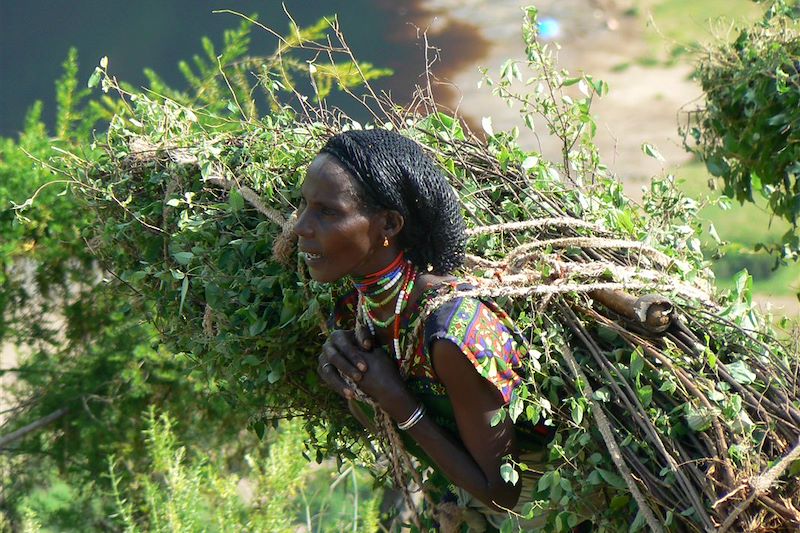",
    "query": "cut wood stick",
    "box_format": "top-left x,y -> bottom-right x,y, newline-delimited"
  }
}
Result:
205,175 -> 287,227
0,407 -> 70,448
559,340 -> 665,533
